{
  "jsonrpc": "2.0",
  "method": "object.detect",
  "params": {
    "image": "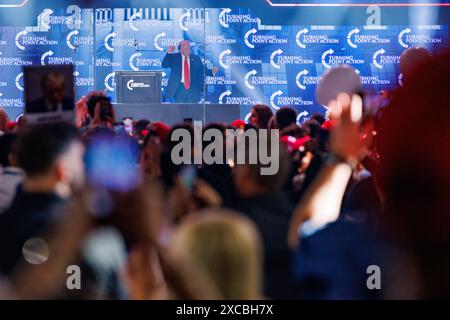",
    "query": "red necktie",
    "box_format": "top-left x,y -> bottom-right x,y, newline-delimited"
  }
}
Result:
184,56 -> 190,90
